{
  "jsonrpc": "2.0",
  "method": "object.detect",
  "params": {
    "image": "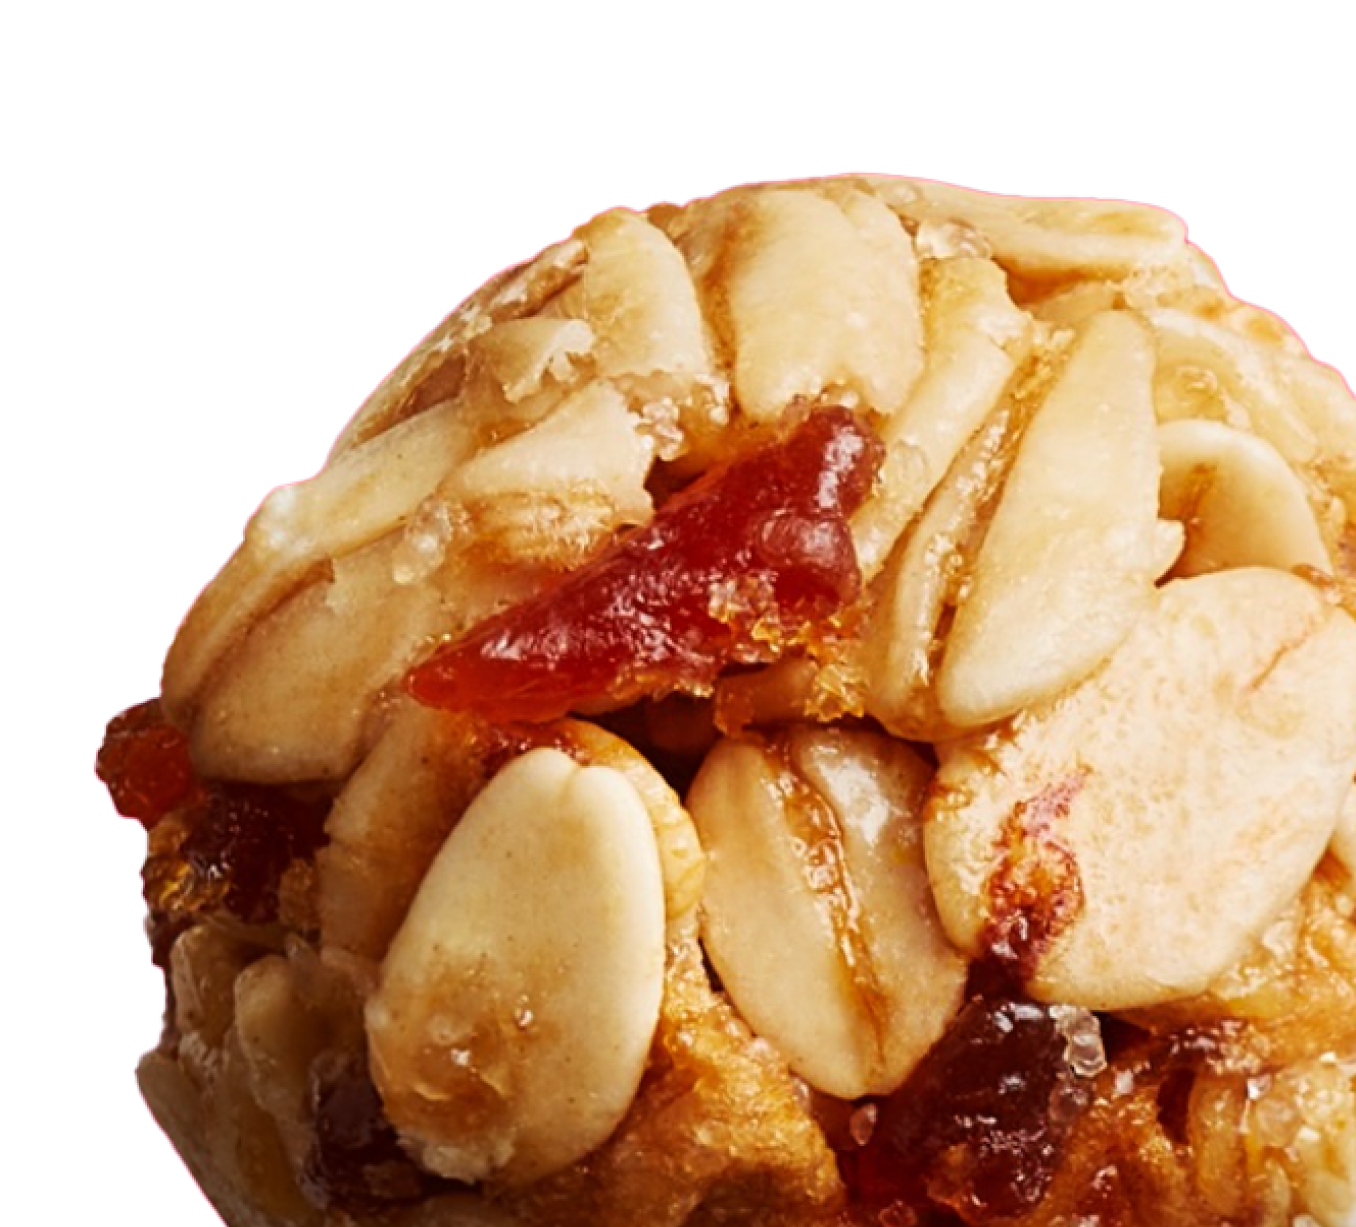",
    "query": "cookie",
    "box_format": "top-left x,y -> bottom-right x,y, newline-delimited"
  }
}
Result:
100,176 -> 1356,1226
